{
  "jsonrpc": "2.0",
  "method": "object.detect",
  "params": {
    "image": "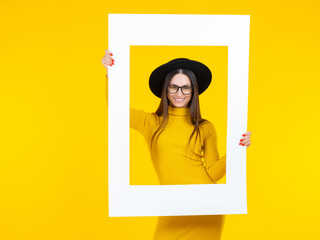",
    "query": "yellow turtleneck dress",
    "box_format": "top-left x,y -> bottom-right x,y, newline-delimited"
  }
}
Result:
130,105 -> 227,240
